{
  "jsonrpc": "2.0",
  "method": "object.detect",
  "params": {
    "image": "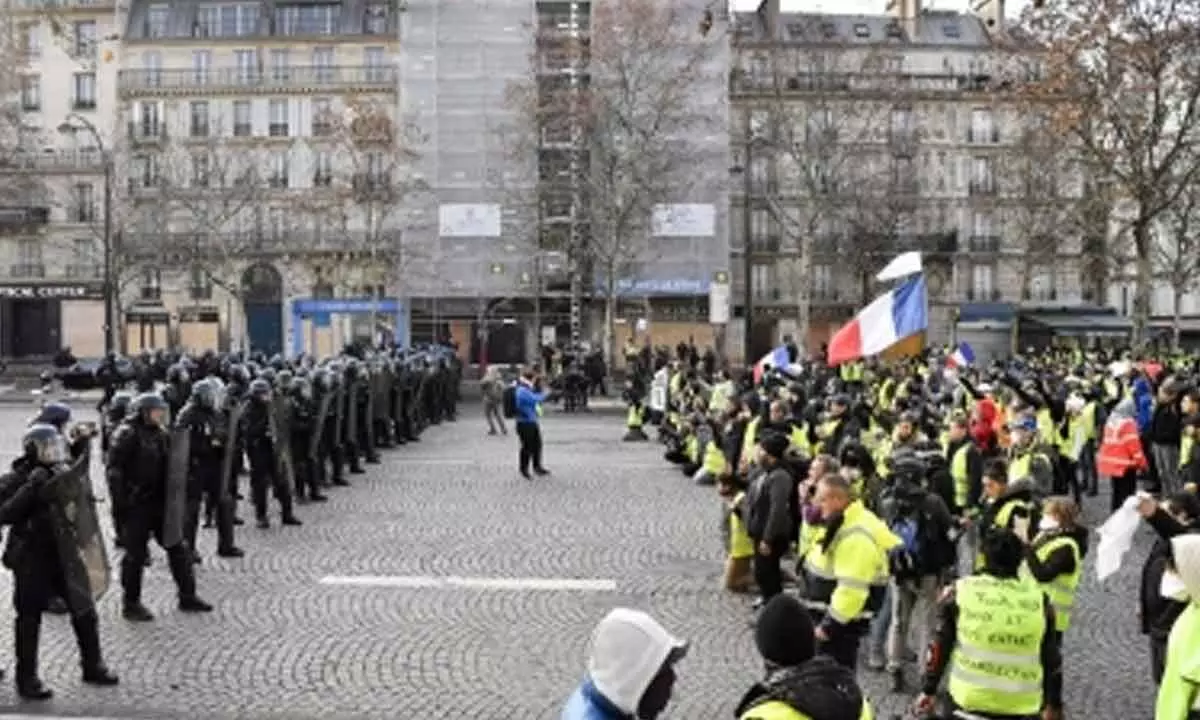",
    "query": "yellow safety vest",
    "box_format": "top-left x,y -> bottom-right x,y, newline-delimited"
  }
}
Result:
703,439 -> 727,476
739,698 -> 875,720
949,575 -> 1046,716
684,435 -> 699,463
1058,414 -> 1085,461
1008,451 -> 1044,484
951,442 -> 971,510
1081,402 -> 1097,441
729,492 -> 754,559
1182,434 -> 1194,470
626,404 -> 643,429
1154,603 -> 1200,719
1022,535 -> 1082,632
740,417 -> 761,469
710,381 -> 734,415
1037,409 -> 1057,447
789,424 -> 811,456
801,501 -> 898,624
